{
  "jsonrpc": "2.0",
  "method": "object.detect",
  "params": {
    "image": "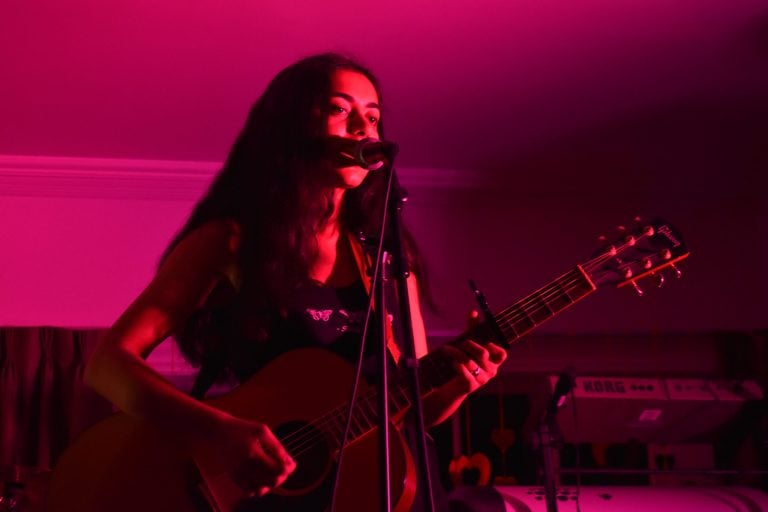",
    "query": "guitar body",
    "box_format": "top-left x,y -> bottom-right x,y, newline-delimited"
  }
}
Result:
46,348 -> 416,512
